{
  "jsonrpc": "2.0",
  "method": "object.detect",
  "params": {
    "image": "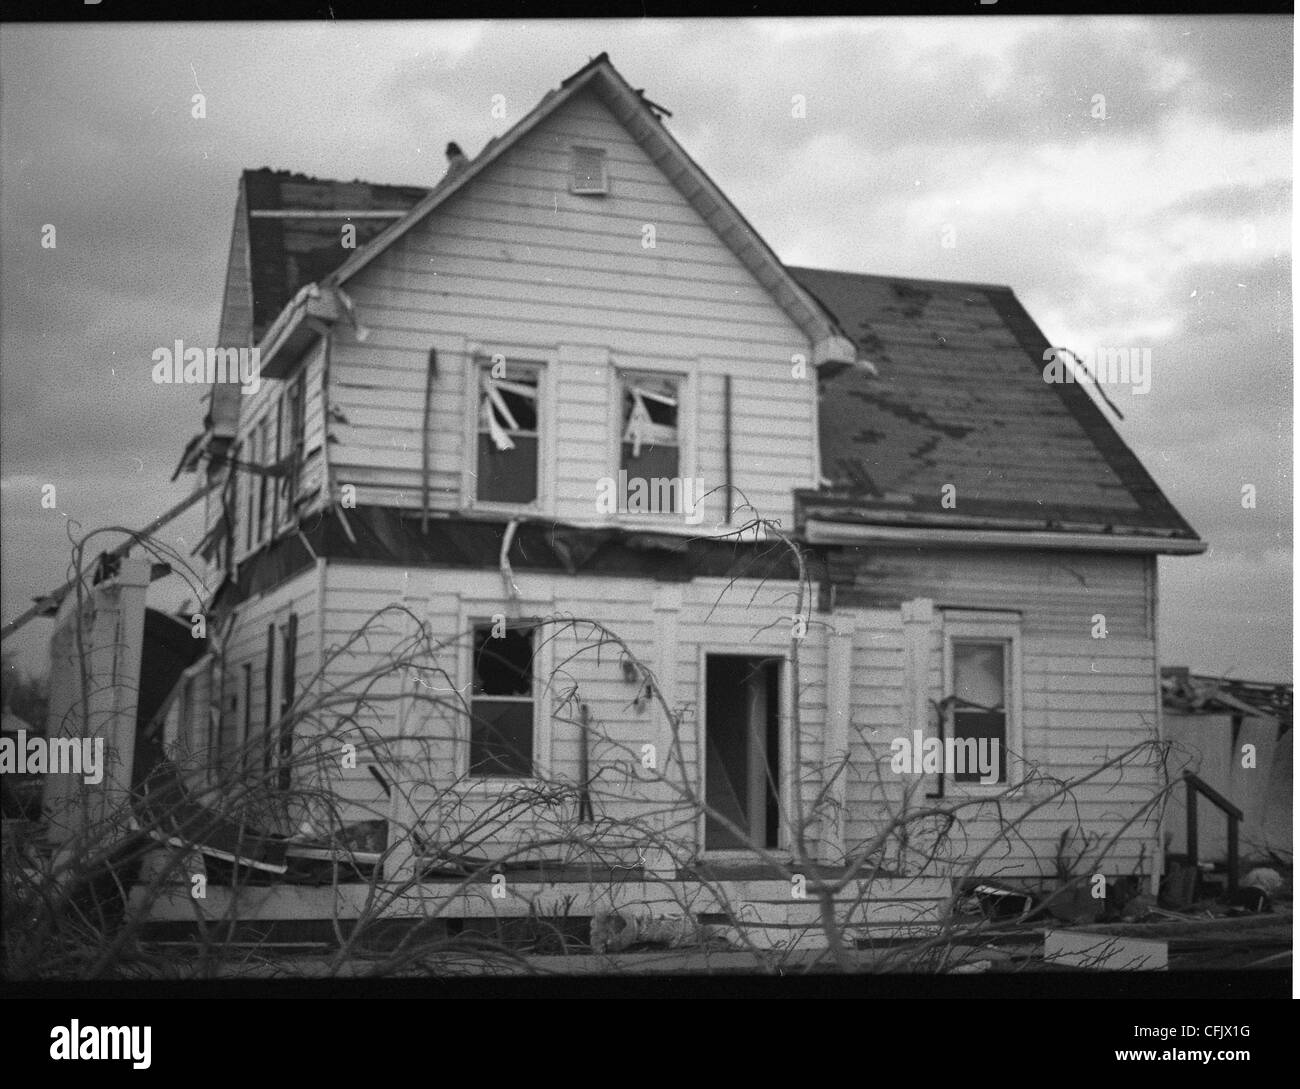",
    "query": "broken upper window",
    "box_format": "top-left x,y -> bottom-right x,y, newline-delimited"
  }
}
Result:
949,640 -> 1008,784
469,622 -> 536,777
476,361 -> 541,505
620,372 -> 680,483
